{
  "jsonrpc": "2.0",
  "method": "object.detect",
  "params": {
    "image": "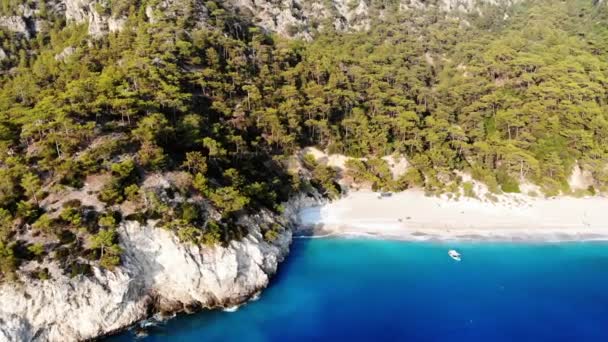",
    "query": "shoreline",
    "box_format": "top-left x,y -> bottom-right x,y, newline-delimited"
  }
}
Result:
294,228 -> 608,243
297,190 -> 608,242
